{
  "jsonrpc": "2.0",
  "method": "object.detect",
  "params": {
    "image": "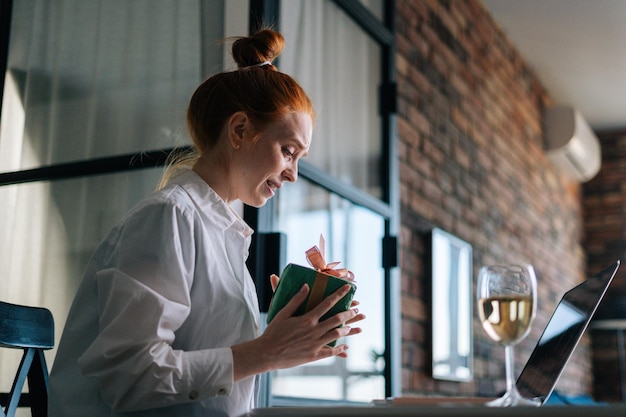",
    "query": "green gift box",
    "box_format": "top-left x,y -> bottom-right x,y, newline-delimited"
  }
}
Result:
266,263 -> 357,347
